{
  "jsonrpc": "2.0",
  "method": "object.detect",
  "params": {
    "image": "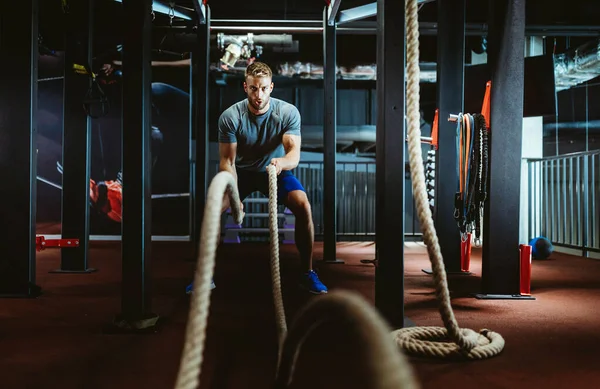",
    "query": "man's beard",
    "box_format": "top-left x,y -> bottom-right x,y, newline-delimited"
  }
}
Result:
251,97 -> 268,112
